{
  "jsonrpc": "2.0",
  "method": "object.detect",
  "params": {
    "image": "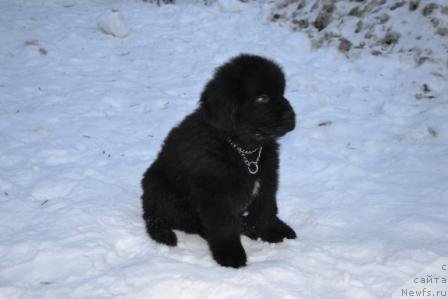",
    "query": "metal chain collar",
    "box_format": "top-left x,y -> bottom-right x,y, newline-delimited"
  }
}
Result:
226,137 -> 263,175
